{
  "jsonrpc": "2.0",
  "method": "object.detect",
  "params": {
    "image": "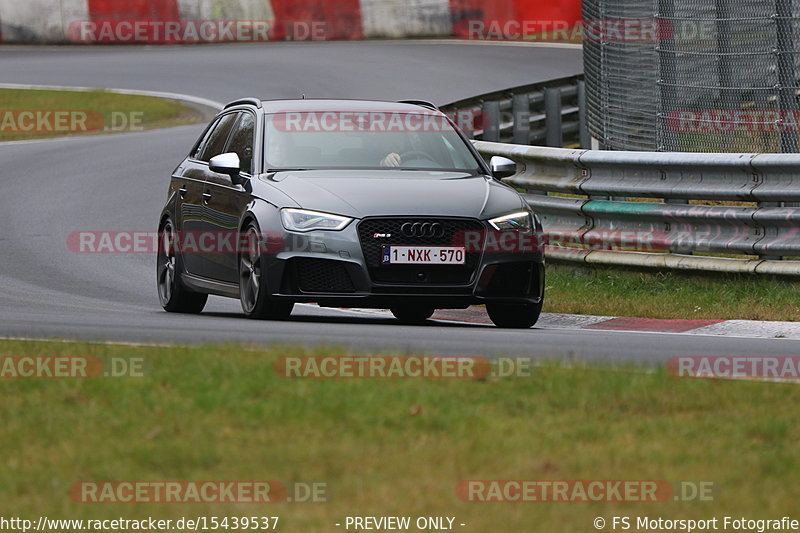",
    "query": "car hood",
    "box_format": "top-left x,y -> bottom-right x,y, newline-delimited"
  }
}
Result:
261,170 -> 524,219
